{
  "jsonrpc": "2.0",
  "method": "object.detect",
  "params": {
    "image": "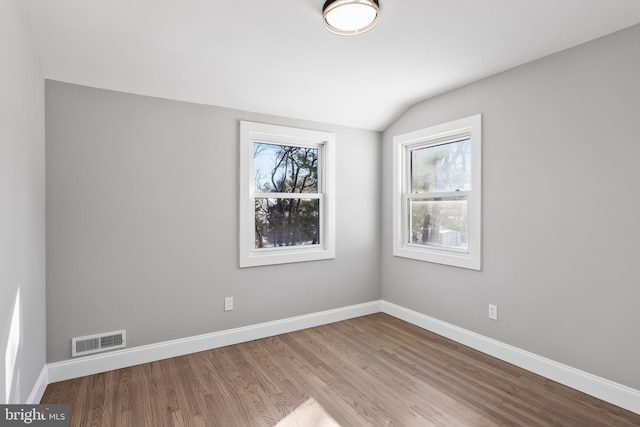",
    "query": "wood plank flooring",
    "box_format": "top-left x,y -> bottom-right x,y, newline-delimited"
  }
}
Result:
41,313 -> 640,426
